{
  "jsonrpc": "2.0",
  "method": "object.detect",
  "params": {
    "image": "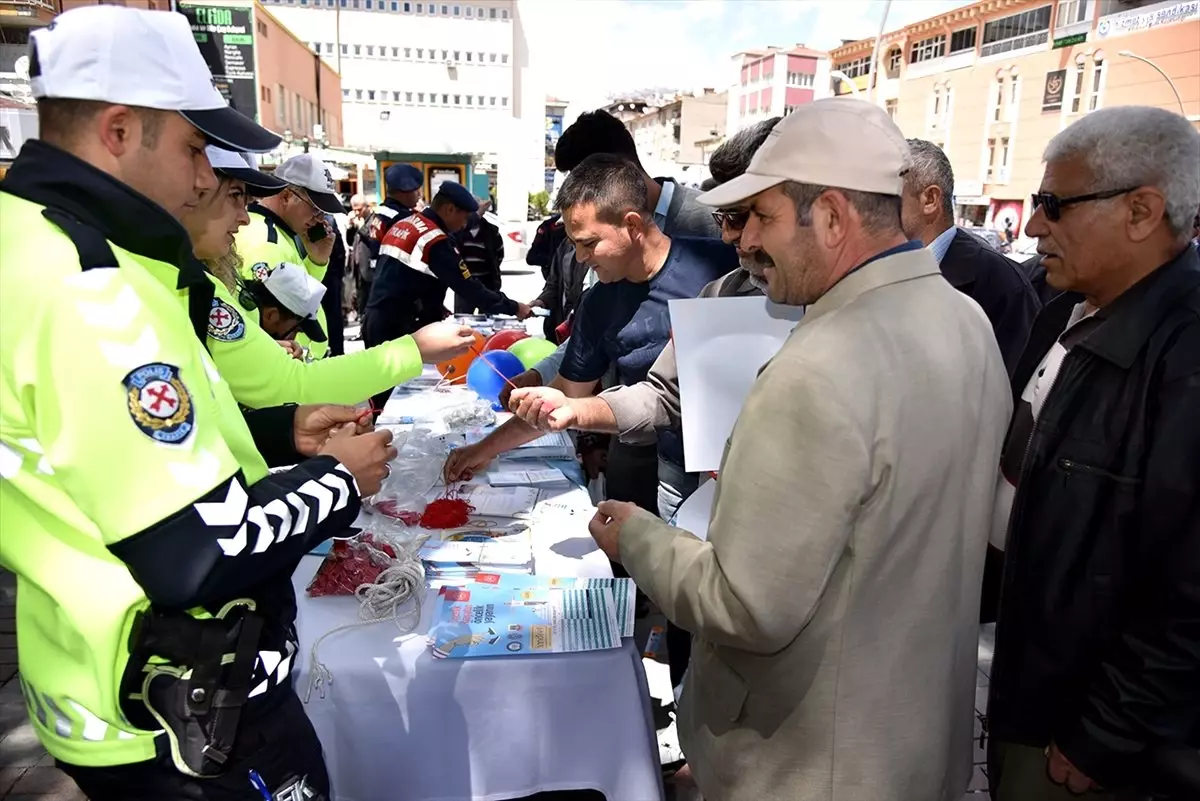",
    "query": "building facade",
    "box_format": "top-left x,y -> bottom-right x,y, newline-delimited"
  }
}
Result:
260,0 -> 543,216
624,89 -> 727,167
726,44 -> 831,137
830,0 -> 1200,234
